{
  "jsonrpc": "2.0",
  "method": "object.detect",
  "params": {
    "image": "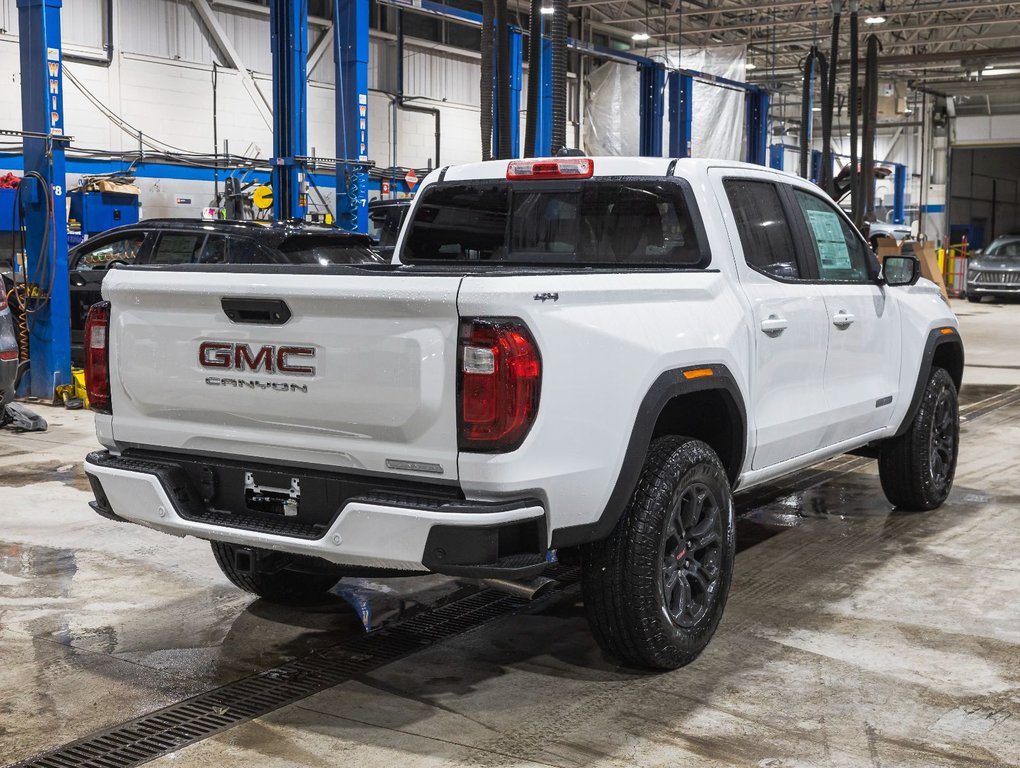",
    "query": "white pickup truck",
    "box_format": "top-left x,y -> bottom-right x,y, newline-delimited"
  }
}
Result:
83,157 -> 963,670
